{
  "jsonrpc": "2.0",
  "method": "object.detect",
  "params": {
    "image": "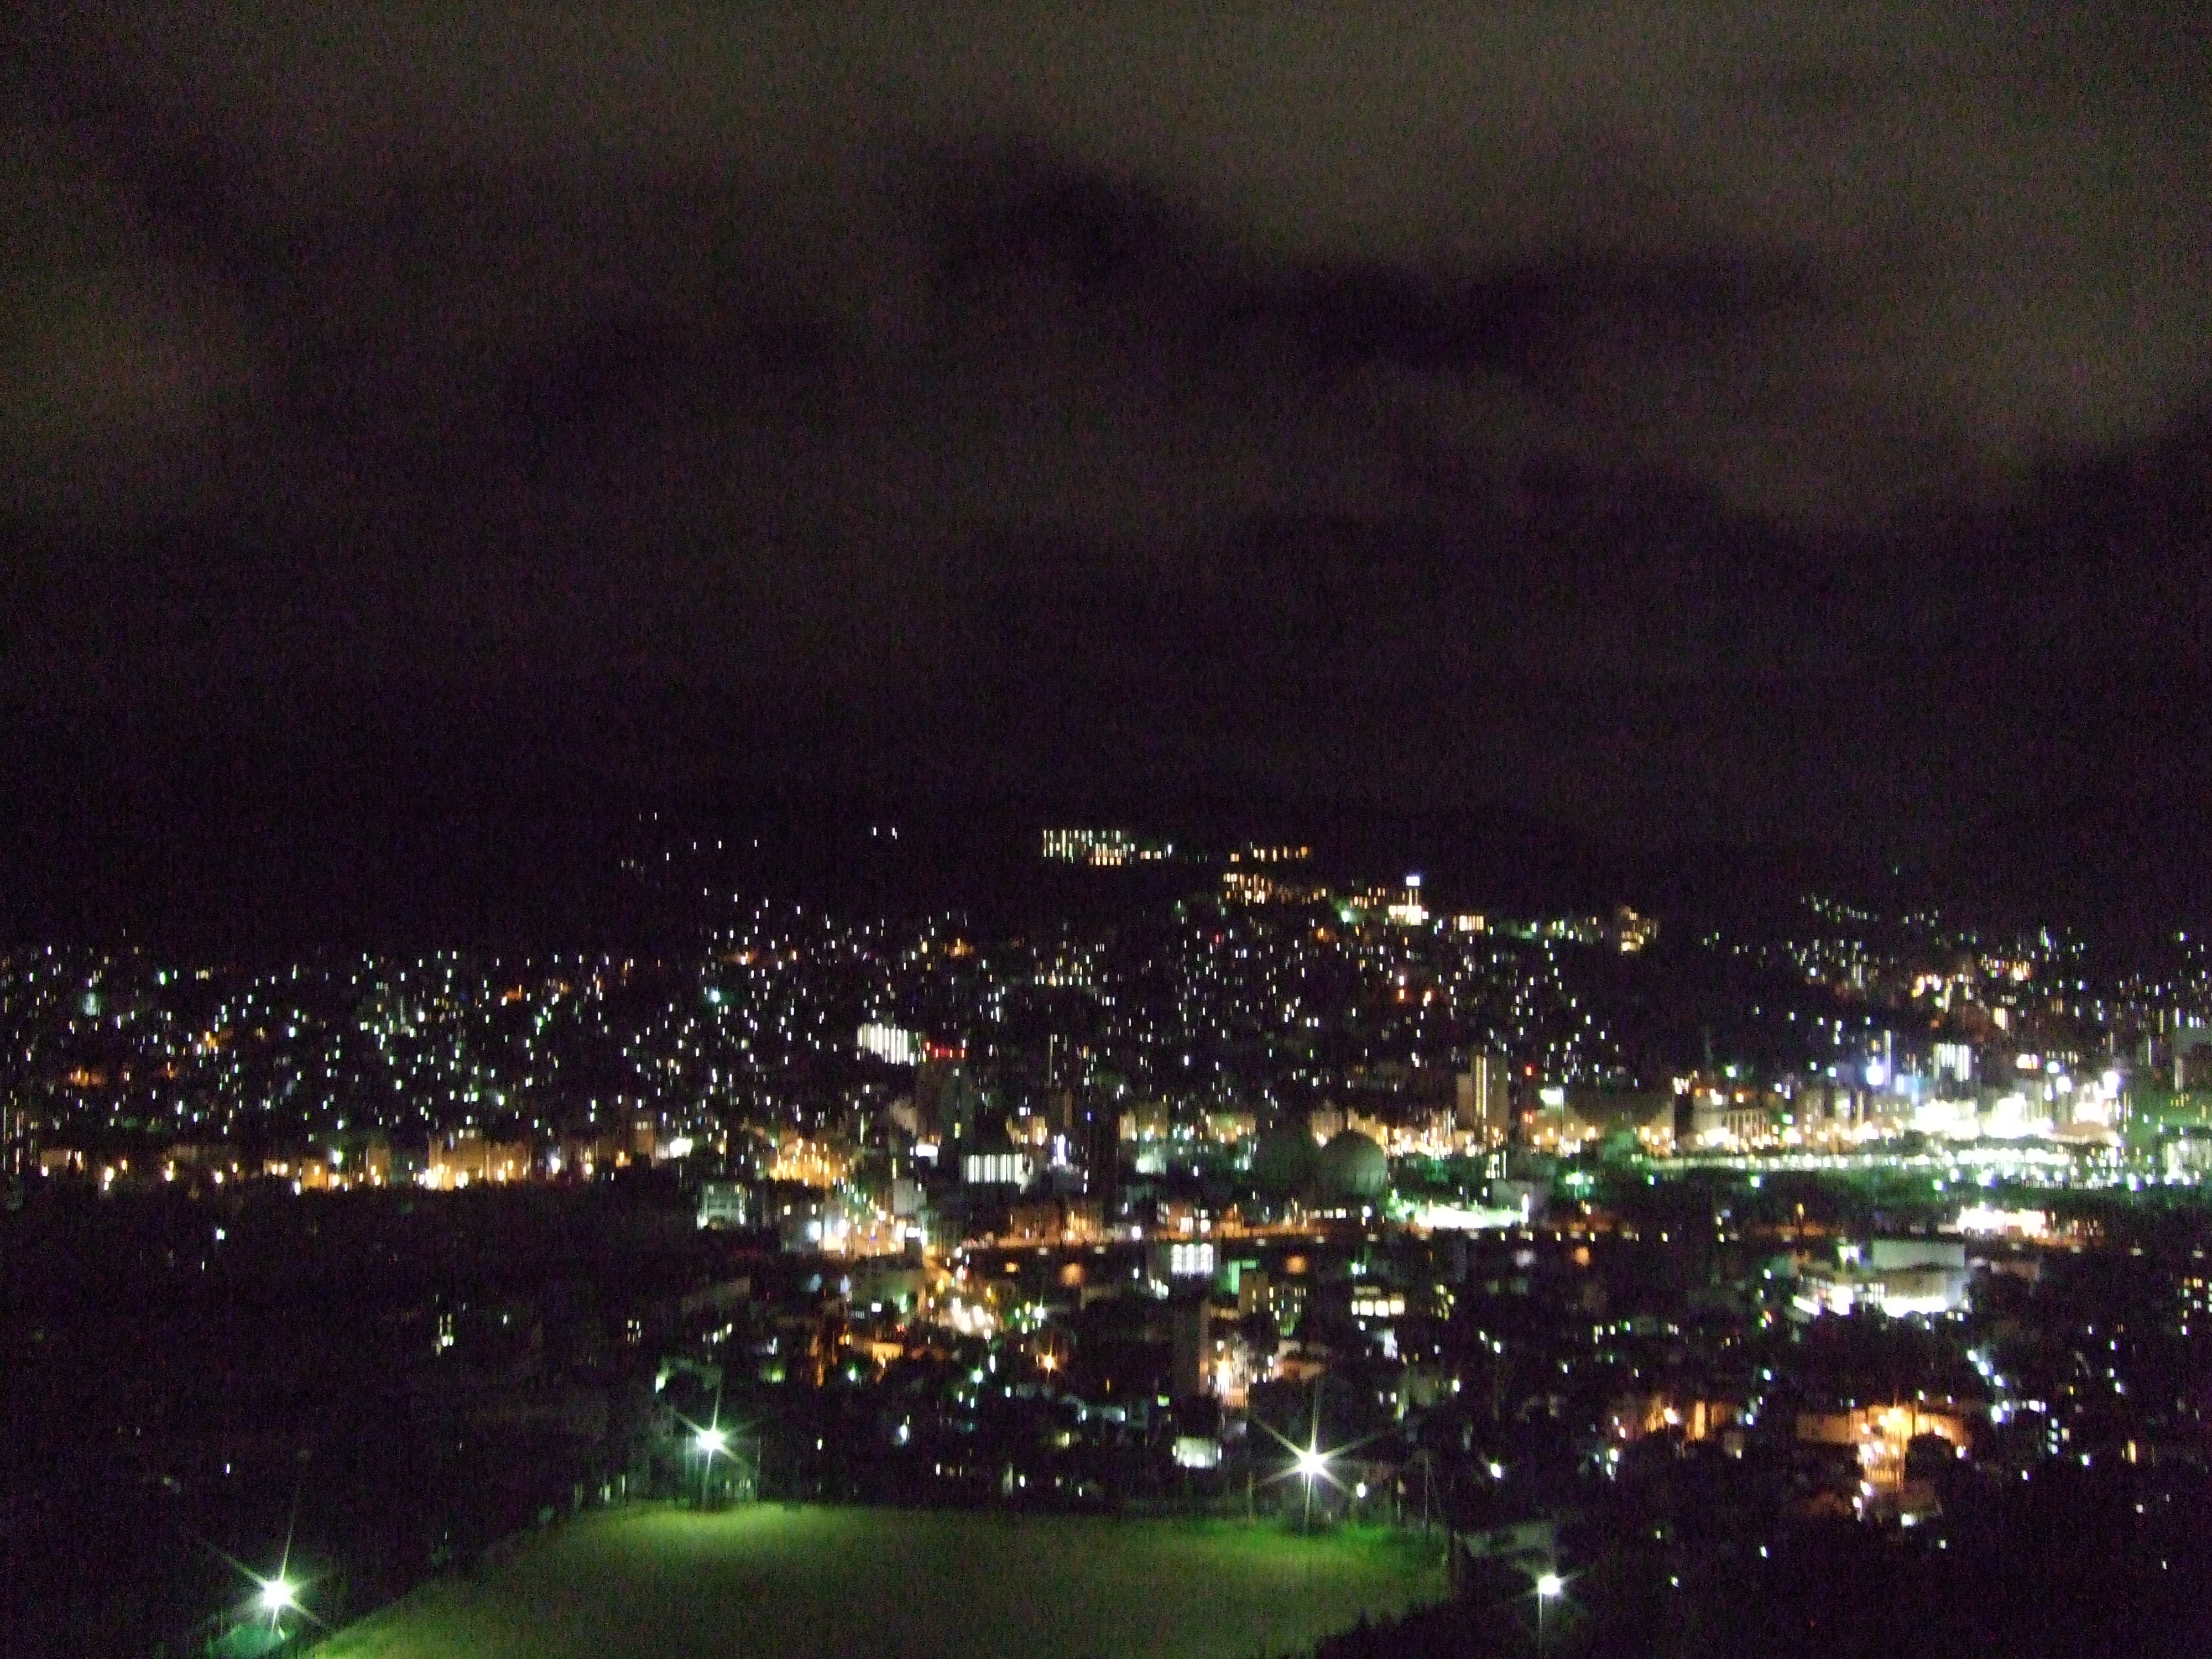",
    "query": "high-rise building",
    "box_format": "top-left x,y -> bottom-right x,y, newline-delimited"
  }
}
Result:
2,1096 -> 33,1180
1065,1088 -> 1120,1203
857,1023 -> 924,1066
697,1180 -> 751,1230
916,1058 -> 982,1144
961,1150 -> 1034,1188
1933,1042 -> 1974,1089
1386,874 -> 1430,927
1457,1054 -> 1511,1144
1040,829 -> 1173,867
